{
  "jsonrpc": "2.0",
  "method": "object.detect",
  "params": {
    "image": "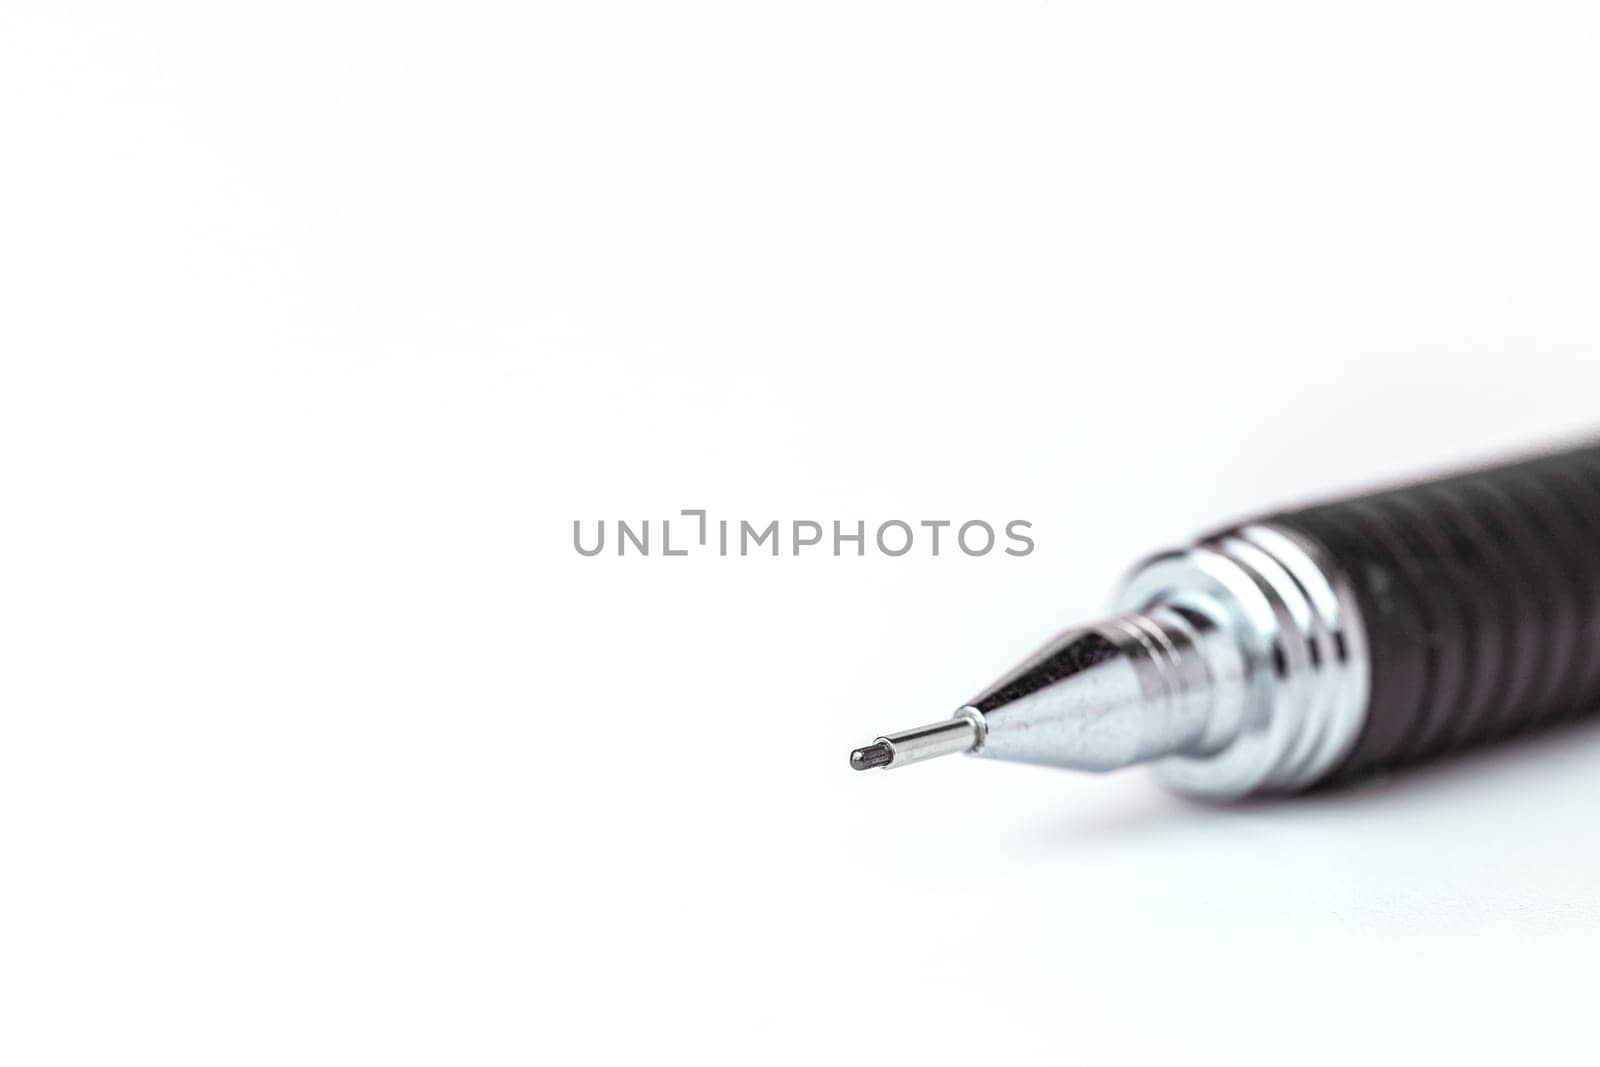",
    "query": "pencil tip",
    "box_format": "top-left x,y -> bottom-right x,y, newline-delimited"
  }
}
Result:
850,741 -> 893,770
